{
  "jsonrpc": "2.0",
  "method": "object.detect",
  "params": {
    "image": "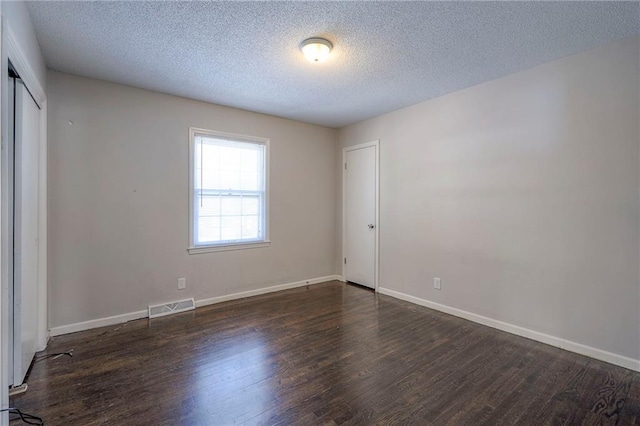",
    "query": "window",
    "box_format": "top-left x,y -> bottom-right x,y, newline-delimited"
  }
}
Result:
188,128 -> 269,253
